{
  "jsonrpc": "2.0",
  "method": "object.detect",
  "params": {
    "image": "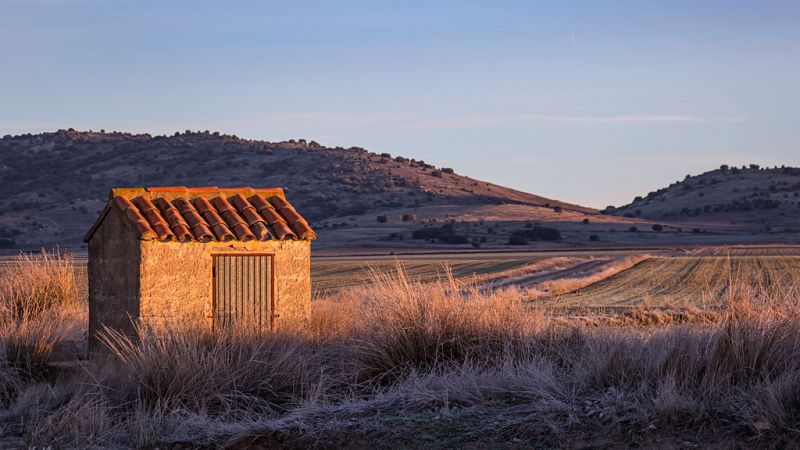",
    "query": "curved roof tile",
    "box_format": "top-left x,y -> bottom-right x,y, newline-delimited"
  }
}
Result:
84,187 -> 315,243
